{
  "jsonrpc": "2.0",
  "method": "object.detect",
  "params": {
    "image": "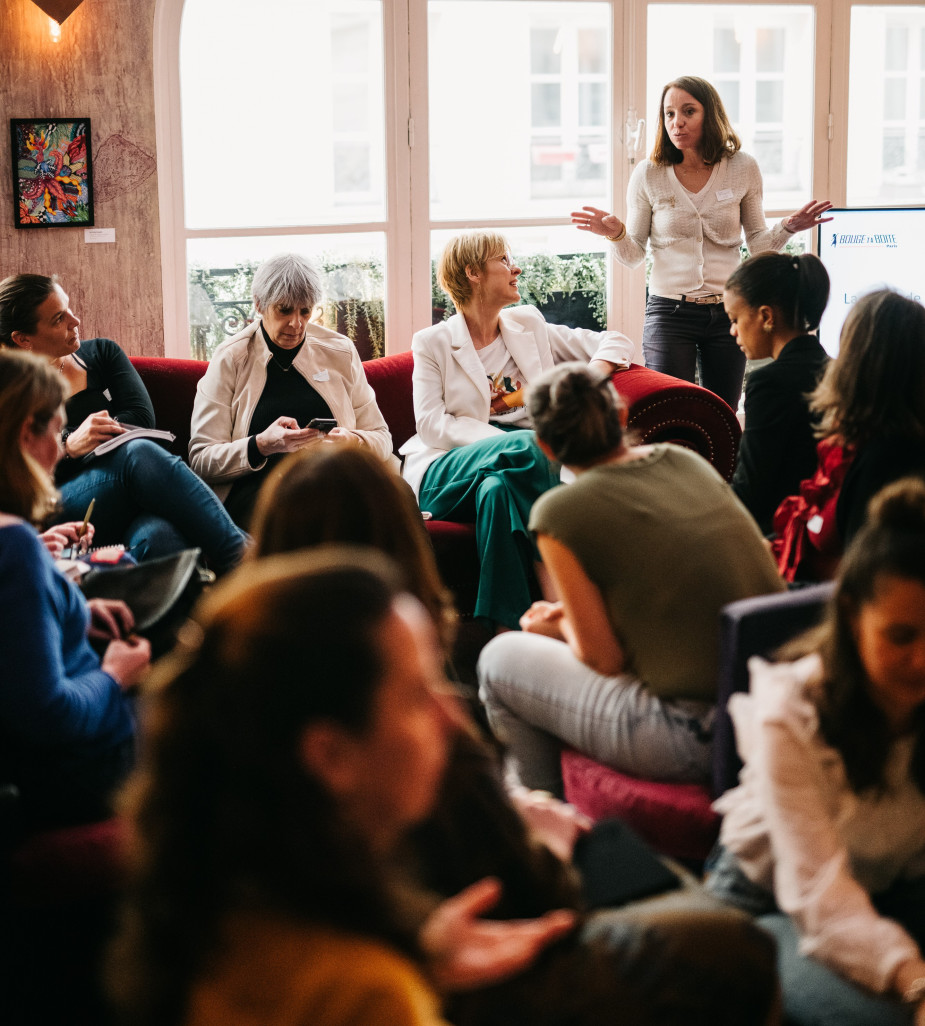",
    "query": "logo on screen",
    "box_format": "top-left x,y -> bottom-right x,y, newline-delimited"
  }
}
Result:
831,232 -> 898,248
